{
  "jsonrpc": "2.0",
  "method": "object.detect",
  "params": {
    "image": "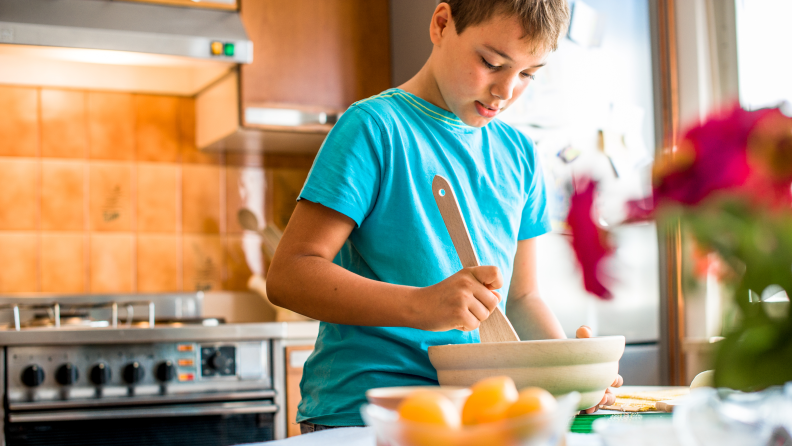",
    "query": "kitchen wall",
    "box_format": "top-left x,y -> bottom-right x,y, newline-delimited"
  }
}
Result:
389,0 -> 435,86
0,84 -> 311,300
